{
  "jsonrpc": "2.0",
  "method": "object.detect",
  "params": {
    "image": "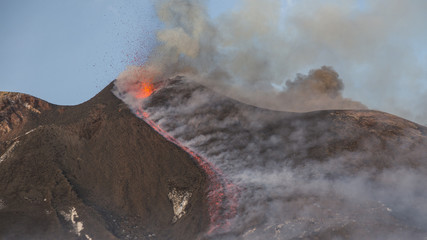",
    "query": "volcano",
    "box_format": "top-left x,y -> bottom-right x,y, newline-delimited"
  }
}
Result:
1,78 -> 427,239
0,84 -> 209,240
